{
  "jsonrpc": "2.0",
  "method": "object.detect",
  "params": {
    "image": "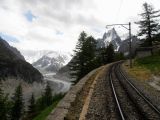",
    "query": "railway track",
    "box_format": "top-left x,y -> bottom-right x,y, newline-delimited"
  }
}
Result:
109,62 -> 160,120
